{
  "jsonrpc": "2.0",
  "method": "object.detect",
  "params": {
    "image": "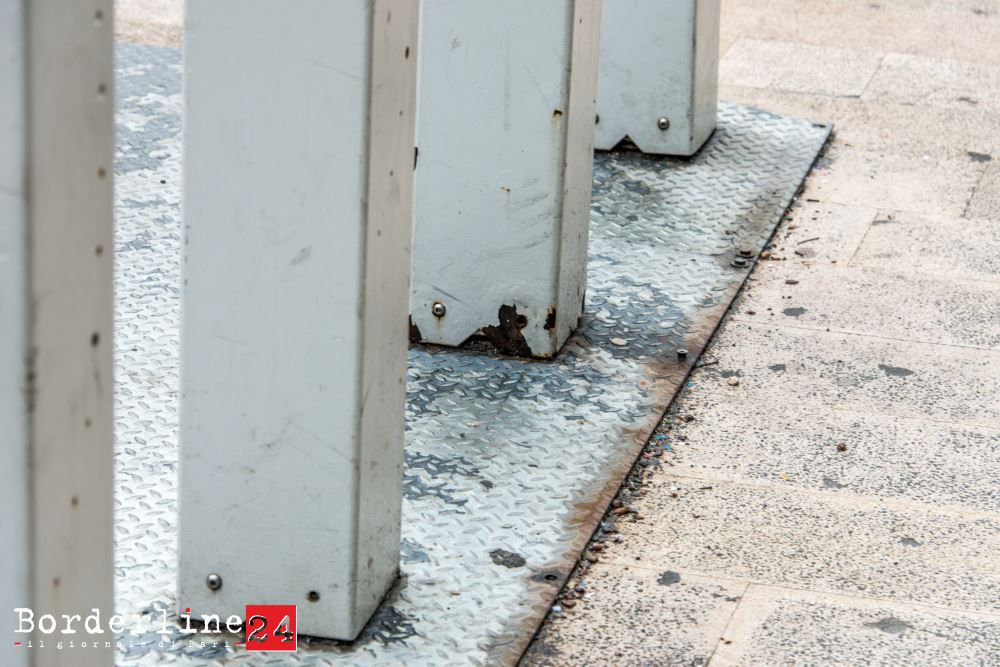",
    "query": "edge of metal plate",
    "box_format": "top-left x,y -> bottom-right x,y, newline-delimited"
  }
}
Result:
112,43 -> 830,667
